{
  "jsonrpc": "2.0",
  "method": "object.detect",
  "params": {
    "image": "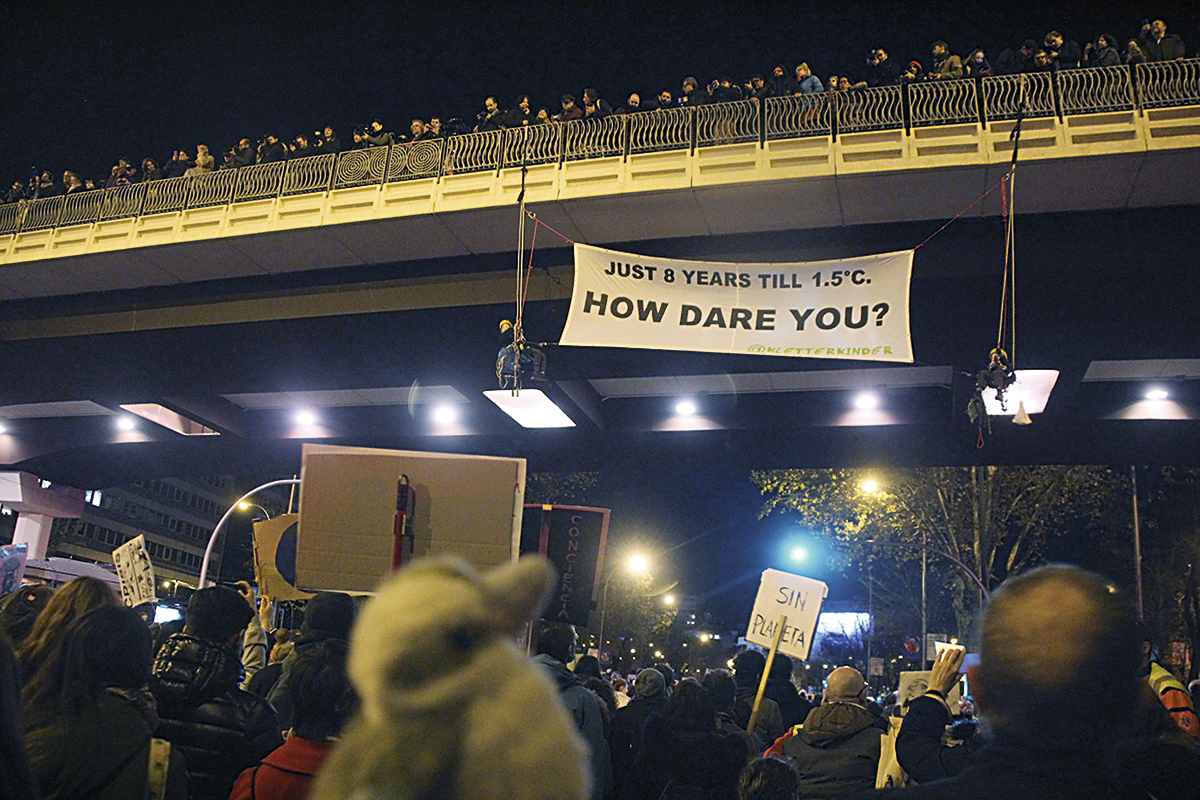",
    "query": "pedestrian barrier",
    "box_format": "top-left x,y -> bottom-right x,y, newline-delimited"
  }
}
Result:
4,61 -> 1200,237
